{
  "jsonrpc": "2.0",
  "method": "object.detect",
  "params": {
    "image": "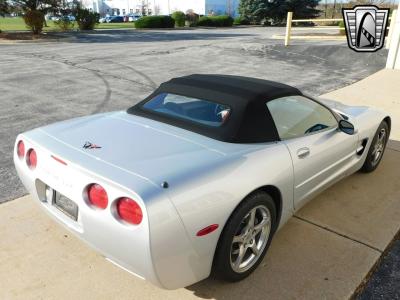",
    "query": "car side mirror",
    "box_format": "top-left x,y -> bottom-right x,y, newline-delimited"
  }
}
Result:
338,119 -> 355,135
